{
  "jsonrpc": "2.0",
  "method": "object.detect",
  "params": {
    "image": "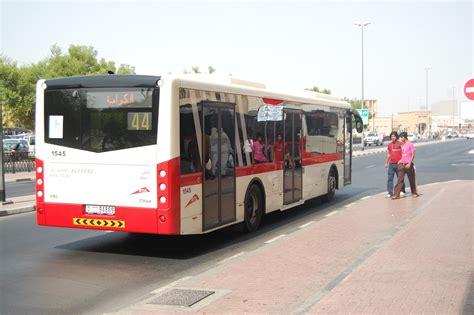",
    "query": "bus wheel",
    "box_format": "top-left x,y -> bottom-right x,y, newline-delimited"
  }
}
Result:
244,185 -> 263,232
323,169 -> 337,202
